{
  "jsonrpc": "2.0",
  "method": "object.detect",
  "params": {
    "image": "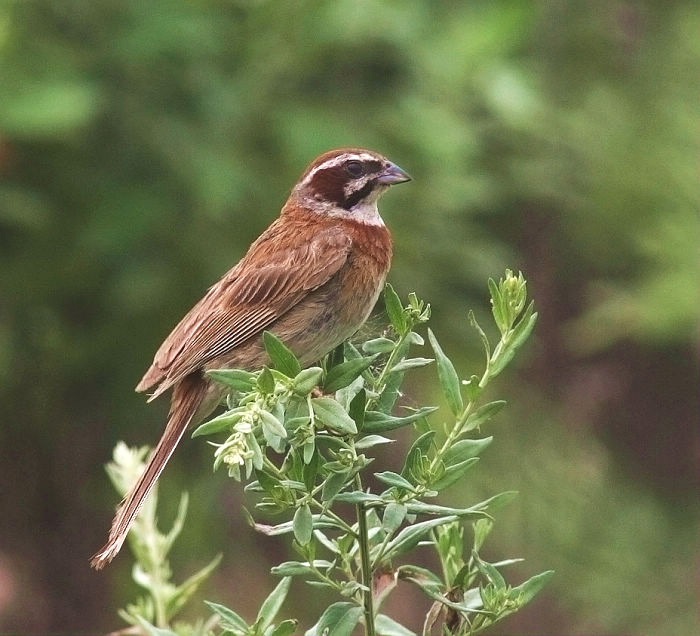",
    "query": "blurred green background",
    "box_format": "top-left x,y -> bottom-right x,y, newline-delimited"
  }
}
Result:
0,0 -> 697,634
